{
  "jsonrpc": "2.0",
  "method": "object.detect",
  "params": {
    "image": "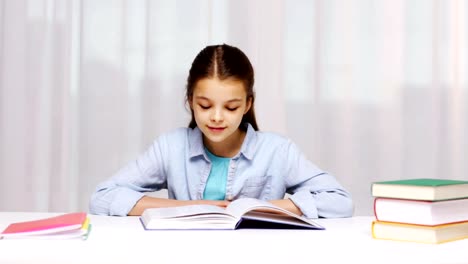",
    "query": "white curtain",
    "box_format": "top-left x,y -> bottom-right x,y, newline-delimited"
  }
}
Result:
1,0 -> 467,216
